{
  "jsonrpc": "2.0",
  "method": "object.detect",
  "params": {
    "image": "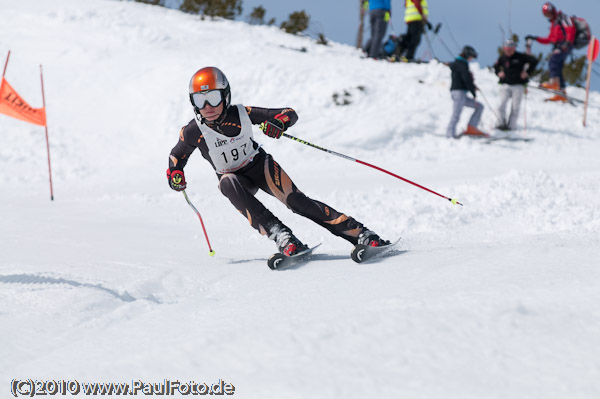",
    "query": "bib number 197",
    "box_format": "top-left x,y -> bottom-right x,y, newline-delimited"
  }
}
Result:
221,143 -> 247,163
